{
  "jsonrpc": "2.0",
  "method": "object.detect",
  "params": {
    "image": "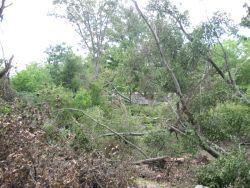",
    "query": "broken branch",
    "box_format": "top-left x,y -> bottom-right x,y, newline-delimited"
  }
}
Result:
53,108 -> 150,158
93,132 -> 148,139
131,155 -> 184,165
